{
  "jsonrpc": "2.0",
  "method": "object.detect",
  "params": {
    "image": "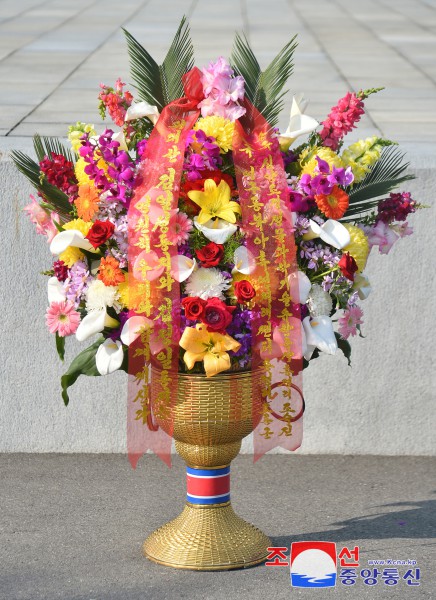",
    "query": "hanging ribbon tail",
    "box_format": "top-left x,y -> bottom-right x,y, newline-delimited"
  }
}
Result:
127,70 -> 201,468
232,98 -> 304,461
